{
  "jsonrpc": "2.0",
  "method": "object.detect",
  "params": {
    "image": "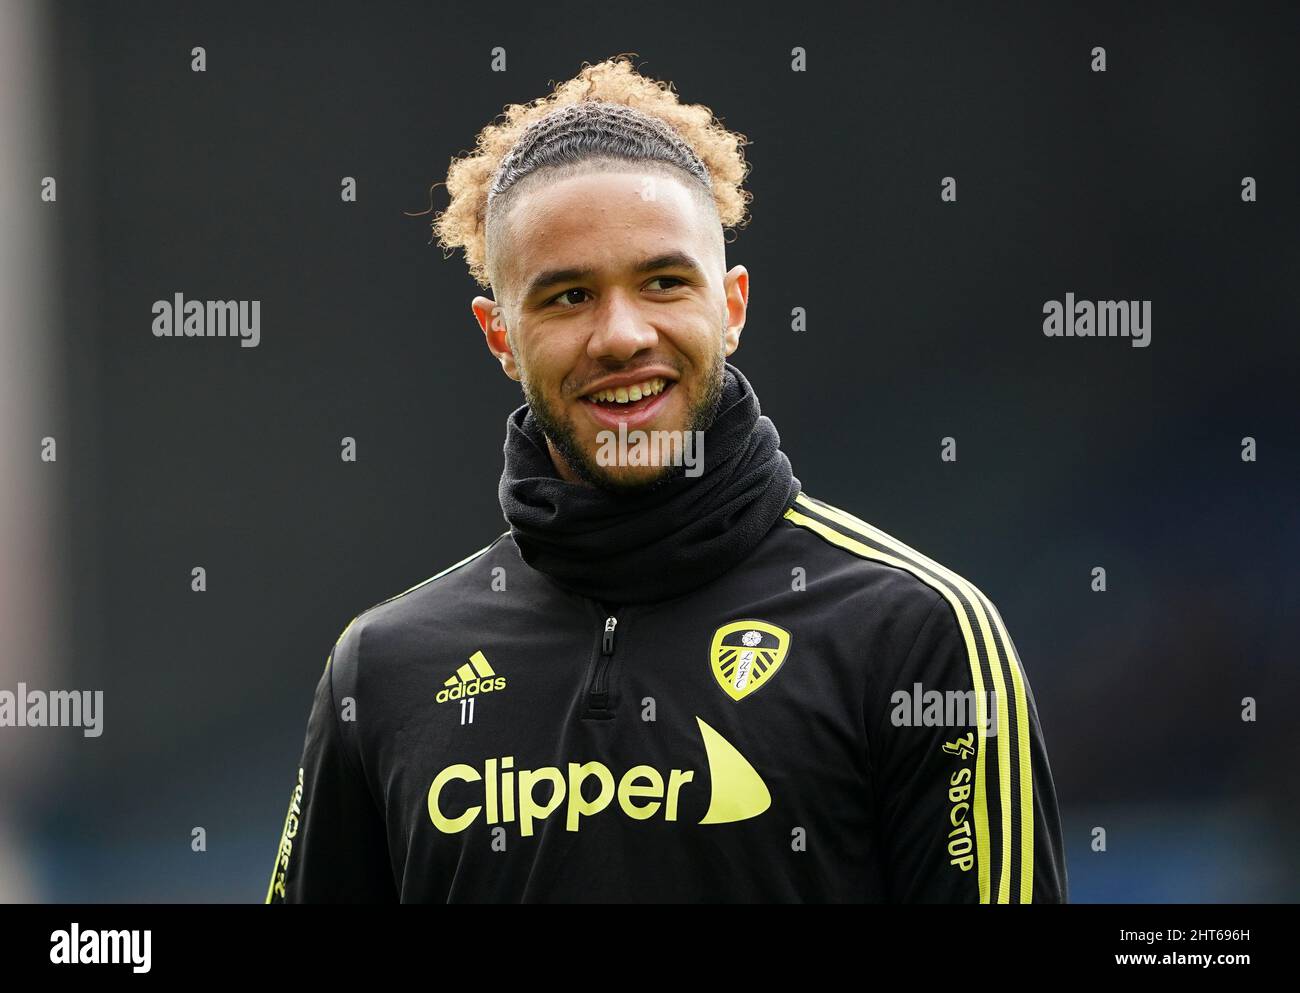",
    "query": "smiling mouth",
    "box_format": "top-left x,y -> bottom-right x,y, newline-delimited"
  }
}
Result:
579,376 -> 676,416
581,376 -> 671,405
